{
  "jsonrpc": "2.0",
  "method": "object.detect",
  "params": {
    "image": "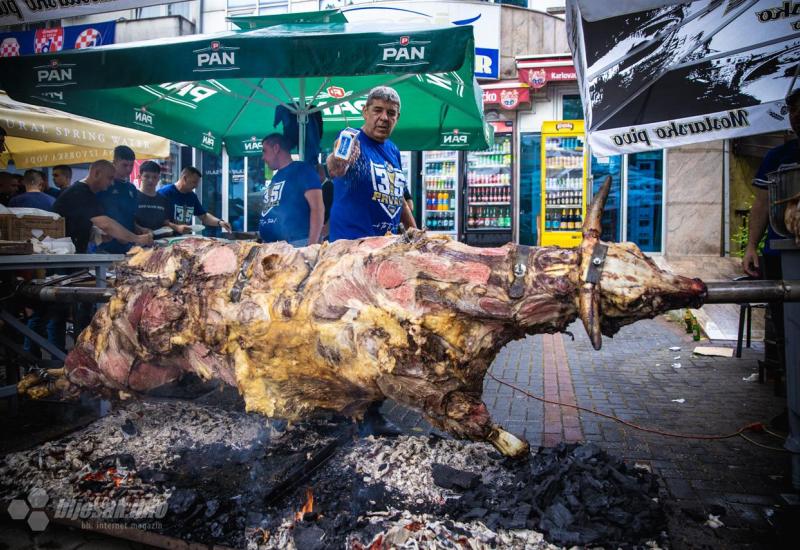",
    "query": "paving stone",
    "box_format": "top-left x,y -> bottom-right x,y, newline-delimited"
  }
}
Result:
385,314 -> 790,548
